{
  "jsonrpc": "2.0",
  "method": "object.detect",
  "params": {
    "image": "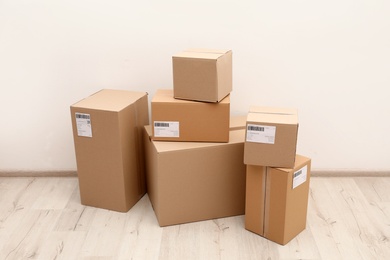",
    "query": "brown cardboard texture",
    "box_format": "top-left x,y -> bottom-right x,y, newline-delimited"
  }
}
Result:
245,155 -> 311,245
70,89 -> 149,212
244,106 -> 298,168
173,48 -> 232,102
230,115 -> 247,130
151,89 -> 230,142
144,125 -> 246,226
